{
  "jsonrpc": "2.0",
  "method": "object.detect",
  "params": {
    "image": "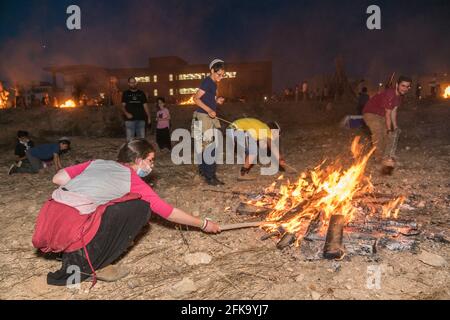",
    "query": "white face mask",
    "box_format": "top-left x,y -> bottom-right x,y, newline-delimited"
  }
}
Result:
136,158 -> 153,177
137,166 -> 152,177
